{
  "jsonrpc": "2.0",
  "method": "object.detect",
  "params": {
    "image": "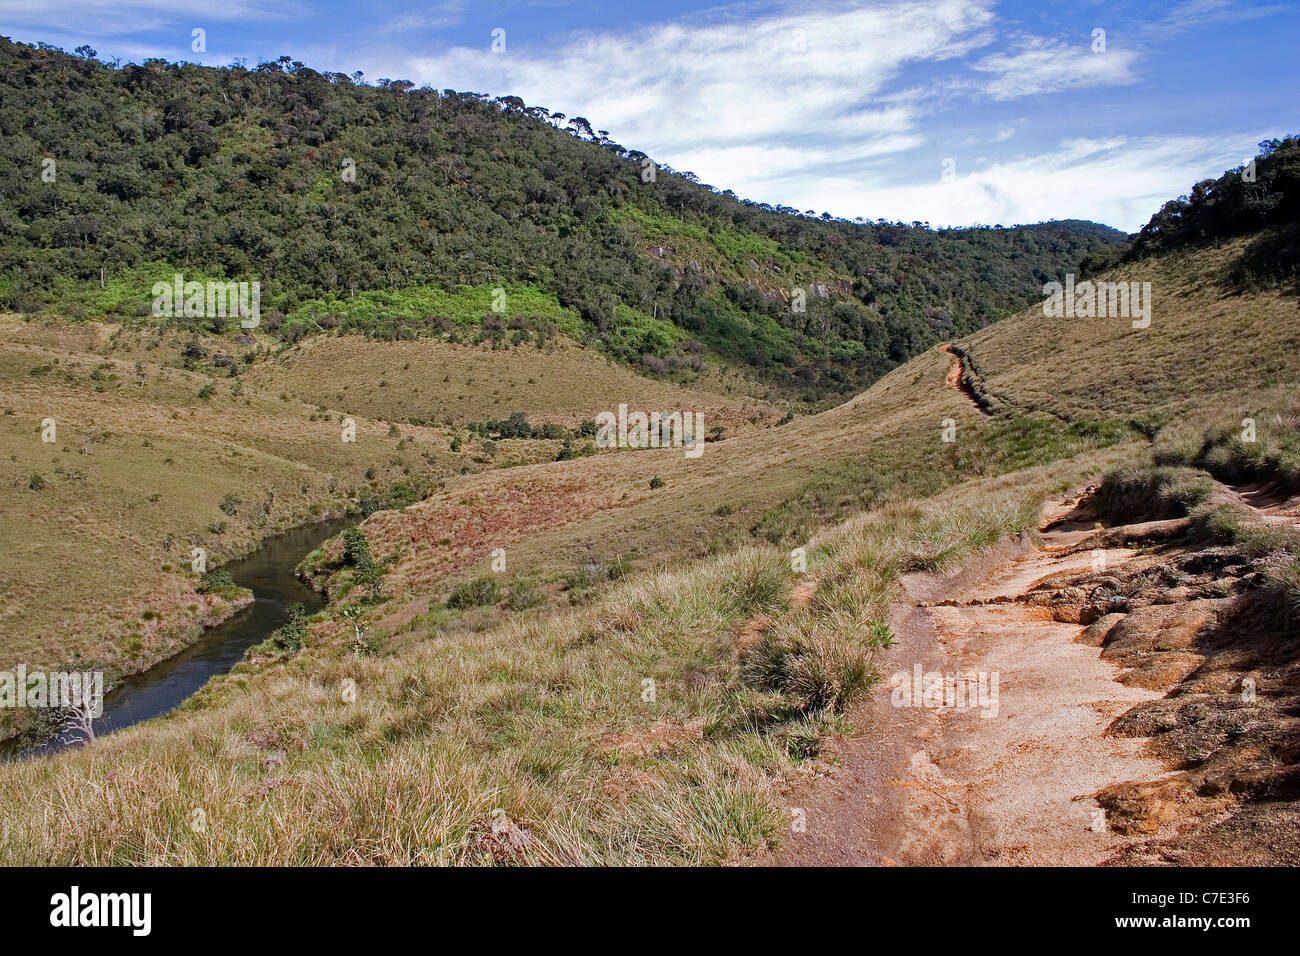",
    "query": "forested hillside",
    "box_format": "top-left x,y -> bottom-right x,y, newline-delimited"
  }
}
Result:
1125,134 -> 1299,291
0,37 -> 1126,398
